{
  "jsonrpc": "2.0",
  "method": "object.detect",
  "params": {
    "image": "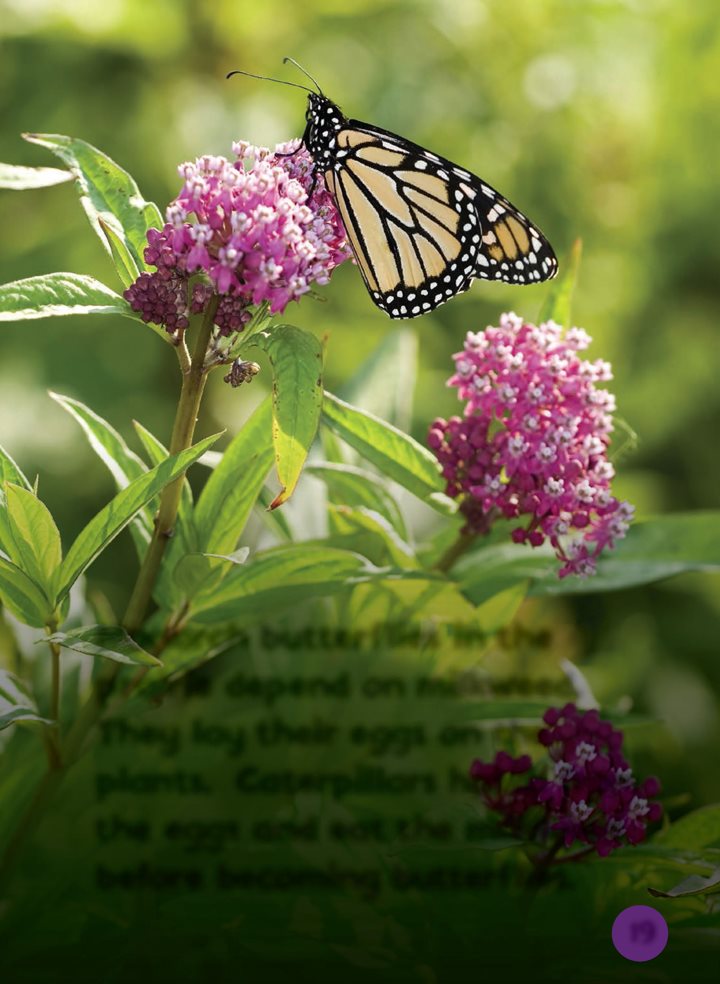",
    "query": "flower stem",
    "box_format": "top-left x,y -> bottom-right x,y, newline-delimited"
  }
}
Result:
0,300 -> 220,890
42,624 -> 63,770
434,529 -> 477,572
123,296 -> 218,634
48,639 -> 62,769
0,767 -> 64,888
